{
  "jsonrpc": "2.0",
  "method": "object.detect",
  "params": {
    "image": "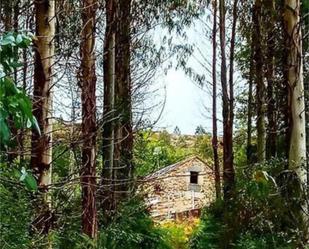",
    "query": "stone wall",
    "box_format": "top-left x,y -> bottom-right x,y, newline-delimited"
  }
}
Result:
141,157 -> 215,220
